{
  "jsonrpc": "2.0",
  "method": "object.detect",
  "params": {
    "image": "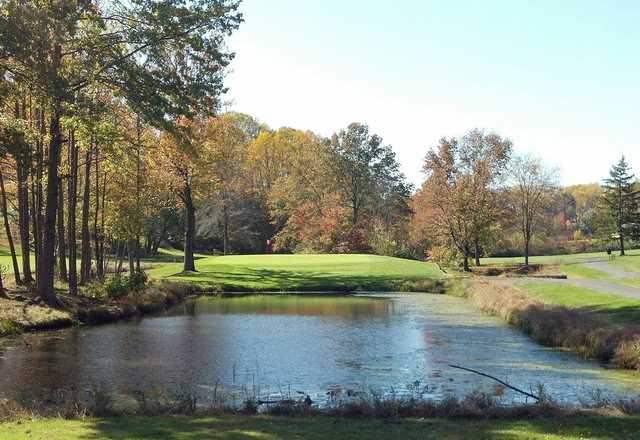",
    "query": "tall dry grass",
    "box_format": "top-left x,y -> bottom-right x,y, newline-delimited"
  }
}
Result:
464,280 -> 640,370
